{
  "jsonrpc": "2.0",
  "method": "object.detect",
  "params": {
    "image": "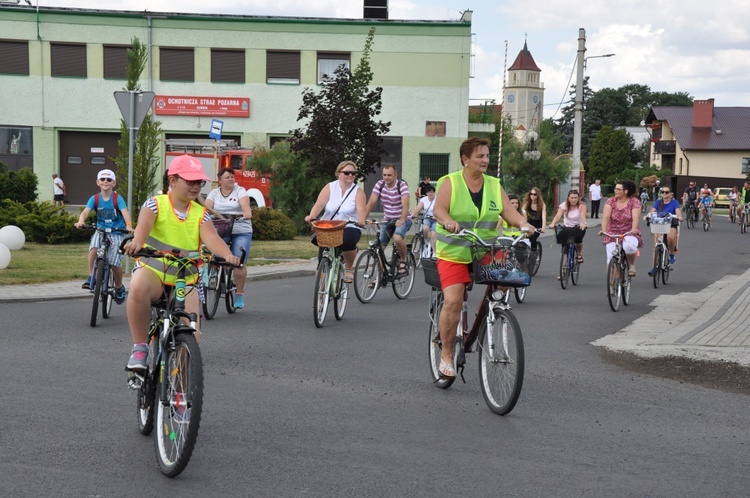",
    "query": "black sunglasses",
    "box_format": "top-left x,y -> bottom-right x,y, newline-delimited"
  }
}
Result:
661,191 -> 671,194
177,177 -> 206,187
340,171 -> 356,176
99,178 -> 114,182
